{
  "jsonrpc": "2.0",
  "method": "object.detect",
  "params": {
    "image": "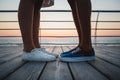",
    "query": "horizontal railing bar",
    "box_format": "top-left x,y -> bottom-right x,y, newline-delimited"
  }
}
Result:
0,28 -> 120,30
38,43 -> 120,45
93,21 -> 120,22
0,43 -> 120,45
0,10 -> 120,12
0,21 -> 120,23
0,36 -> 120,37
92,28 -> 120,30
39,43 -> 120,46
